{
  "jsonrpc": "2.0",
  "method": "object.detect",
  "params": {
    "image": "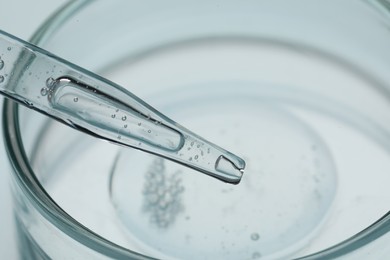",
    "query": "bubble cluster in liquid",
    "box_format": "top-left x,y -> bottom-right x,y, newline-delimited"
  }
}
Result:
180,136 -> 207,163
46,77 -> 56,88
142,158 -> 185,228
39,77 -> 59,99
